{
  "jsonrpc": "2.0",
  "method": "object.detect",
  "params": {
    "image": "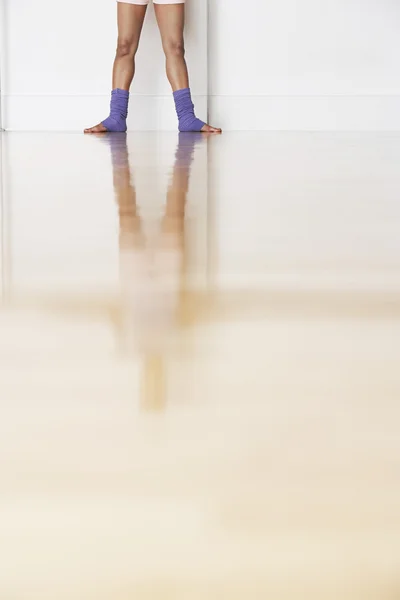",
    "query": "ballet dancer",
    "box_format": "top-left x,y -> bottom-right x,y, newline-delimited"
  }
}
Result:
84,0 -> 221,134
